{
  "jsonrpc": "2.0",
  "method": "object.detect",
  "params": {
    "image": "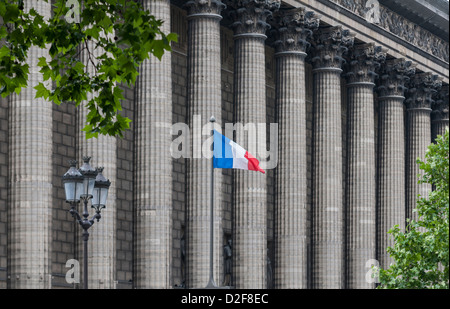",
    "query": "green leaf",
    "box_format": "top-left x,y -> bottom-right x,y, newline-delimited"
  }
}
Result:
37,56 -> 47,68
167,32 -> 178,43
4,4 -> 20,22
34,82 -> 50,99
0,26 -> 7,39
0,45 -> 10,58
